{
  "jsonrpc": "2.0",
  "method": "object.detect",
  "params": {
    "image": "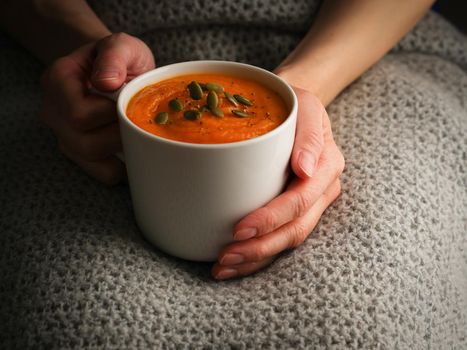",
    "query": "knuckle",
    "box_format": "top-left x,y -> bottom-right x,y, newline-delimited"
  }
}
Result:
334,150 -> 345,178
264,210 -> 277,233
287,222 -> 308,249
292,190 -> 313,218
97,33 -> 129,56
111,32 -> 131,42
256,207 -> 277,233
96,50 -> 126,68
327,146 -> 345,180
99,32 -> 131,51
304,130 -> 324,150
133,53 -> 154,74
251,243 -> 268,262
325,180 -> 342,203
